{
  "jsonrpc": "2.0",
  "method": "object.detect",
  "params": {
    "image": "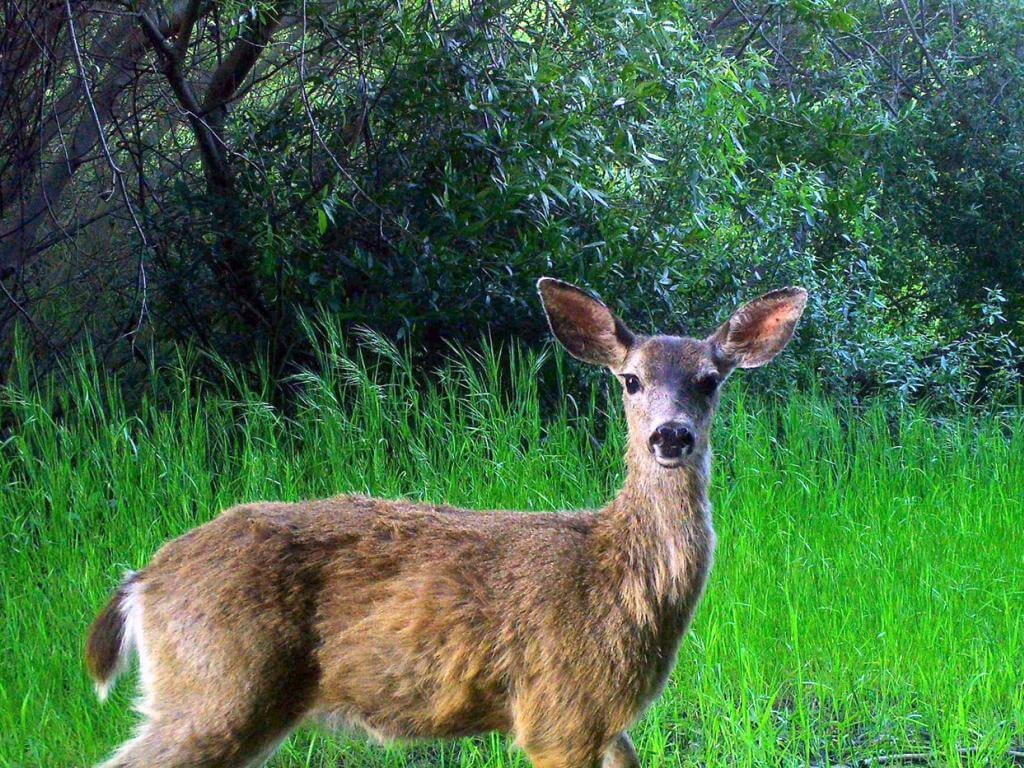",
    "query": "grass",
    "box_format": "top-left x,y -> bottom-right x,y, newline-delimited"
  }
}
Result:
1,327 -> 1022,767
